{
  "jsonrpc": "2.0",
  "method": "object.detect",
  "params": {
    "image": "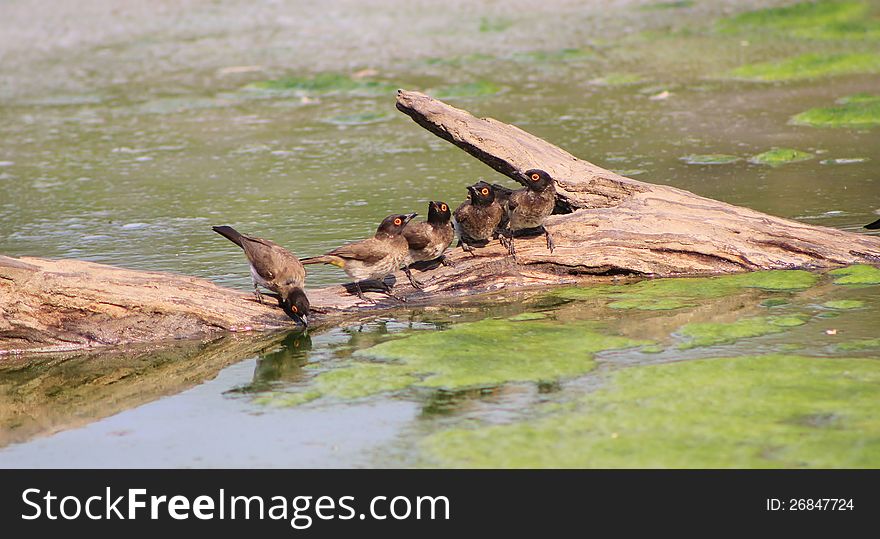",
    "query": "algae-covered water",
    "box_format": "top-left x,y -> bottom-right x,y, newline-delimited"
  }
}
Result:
1,0 -> 879,468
